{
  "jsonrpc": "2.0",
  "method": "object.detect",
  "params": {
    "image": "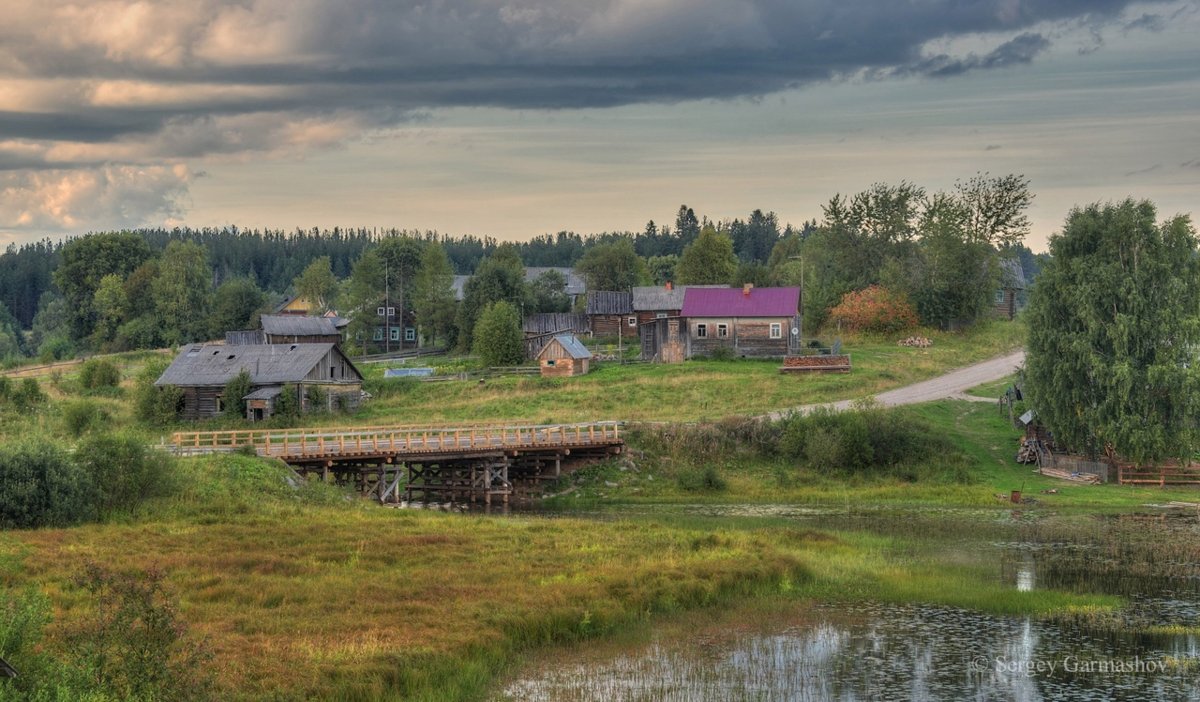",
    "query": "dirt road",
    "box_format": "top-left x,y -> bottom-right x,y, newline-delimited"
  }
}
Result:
767,349 -> 1024,420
